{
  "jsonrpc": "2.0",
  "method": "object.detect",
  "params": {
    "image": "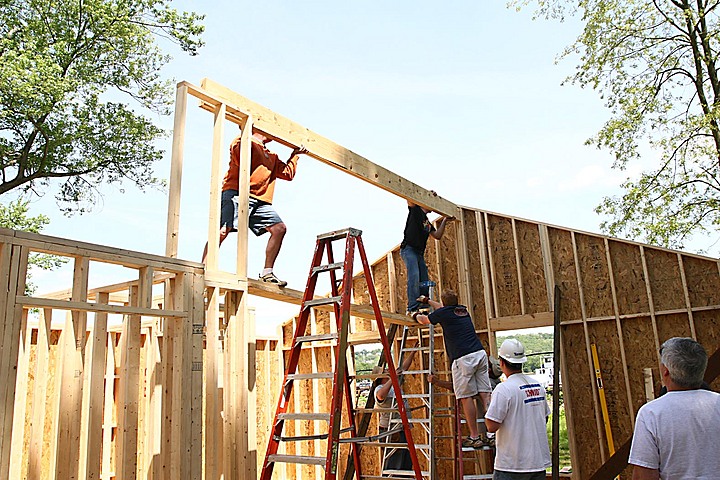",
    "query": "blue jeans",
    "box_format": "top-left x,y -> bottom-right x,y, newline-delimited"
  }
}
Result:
401,246 -> 429,312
